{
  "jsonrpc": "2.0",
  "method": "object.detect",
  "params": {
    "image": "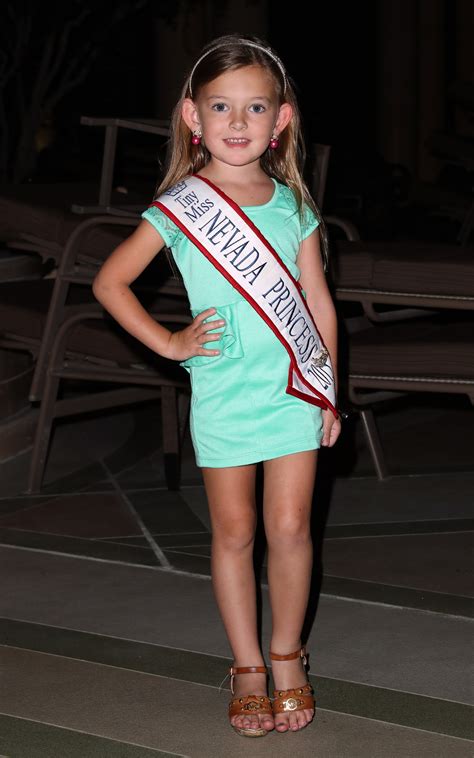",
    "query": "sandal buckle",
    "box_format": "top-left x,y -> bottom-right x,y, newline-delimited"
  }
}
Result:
242,700 -> 263,712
